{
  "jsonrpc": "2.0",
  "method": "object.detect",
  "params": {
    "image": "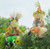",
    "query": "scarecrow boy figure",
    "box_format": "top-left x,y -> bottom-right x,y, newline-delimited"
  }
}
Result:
5,13 -> 22,46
